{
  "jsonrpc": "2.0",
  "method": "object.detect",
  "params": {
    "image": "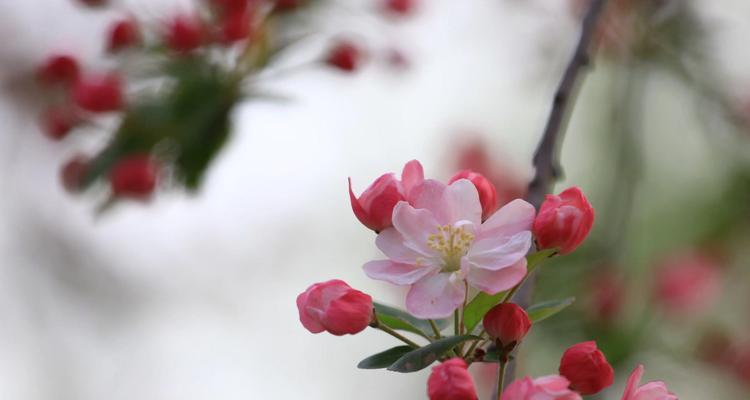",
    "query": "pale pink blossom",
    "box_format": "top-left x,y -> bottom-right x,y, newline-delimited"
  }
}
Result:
363,179 -> 535,318
620,365 -> 678,400
503,375 -> 582,400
